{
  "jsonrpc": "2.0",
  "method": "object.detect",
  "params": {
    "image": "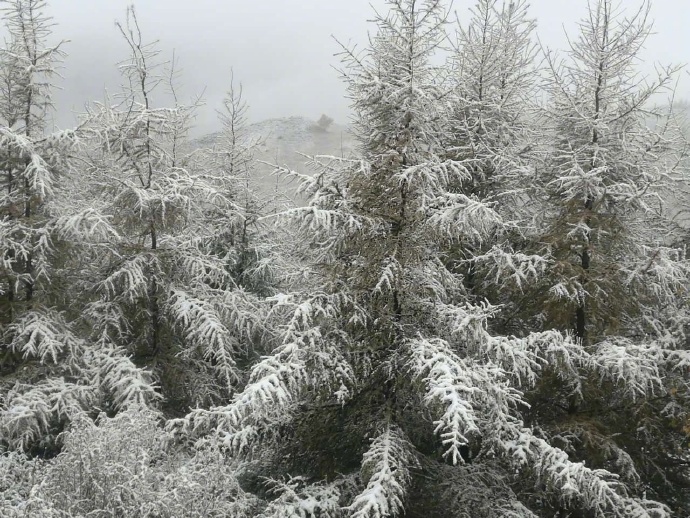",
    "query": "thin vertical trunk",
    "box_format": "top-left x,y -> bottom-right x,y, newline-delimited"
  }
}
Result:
576,197 -> 593,345
5,167 -> 15,319
575,1 -> 608,347
21,12 -> 35,304
149,225 -> 160,355
23,174 -> 33,303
